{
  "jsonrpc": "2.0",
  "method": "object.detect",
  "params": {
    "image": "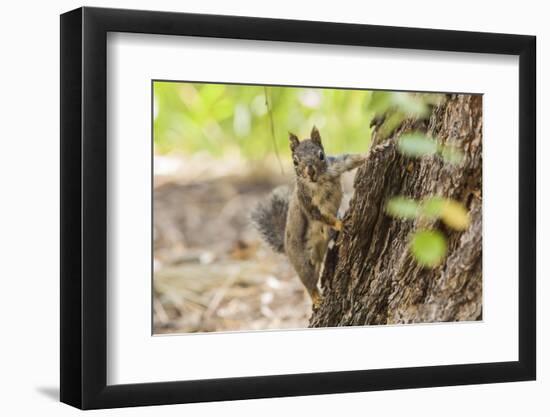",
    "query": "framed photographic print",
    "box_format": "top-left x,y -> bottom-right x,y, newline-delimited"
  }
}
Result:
60,6 -> 536,409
